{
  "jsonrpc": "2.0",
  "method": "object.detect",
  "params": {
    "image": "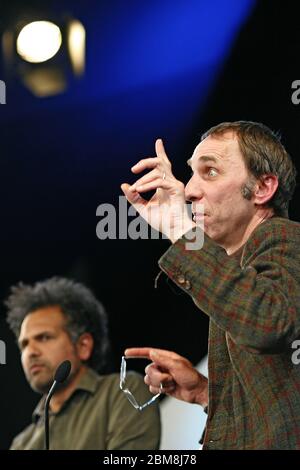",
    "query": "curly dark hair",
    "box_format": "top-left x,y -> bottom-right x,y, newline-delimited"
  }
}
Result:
5,277 -> 110,373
